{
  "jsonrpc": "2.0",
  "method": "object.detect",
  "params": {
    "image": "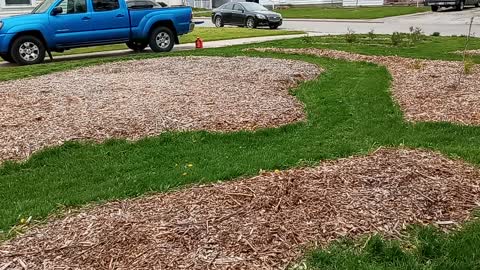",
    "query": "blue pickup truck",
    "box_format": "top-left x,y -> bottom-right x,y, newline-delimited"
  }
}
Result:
0,0 -> 194,65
